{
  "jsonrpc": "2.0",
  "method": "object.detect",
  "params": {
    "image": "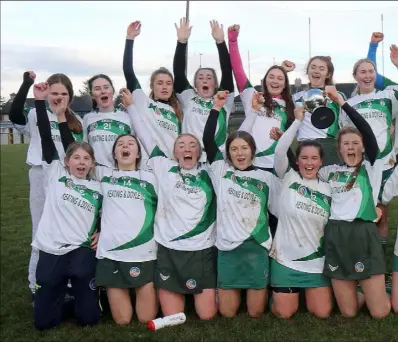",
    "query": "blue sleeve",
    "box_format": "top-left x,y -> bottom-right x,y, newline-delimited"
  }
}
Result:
367,42 -> 384,90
